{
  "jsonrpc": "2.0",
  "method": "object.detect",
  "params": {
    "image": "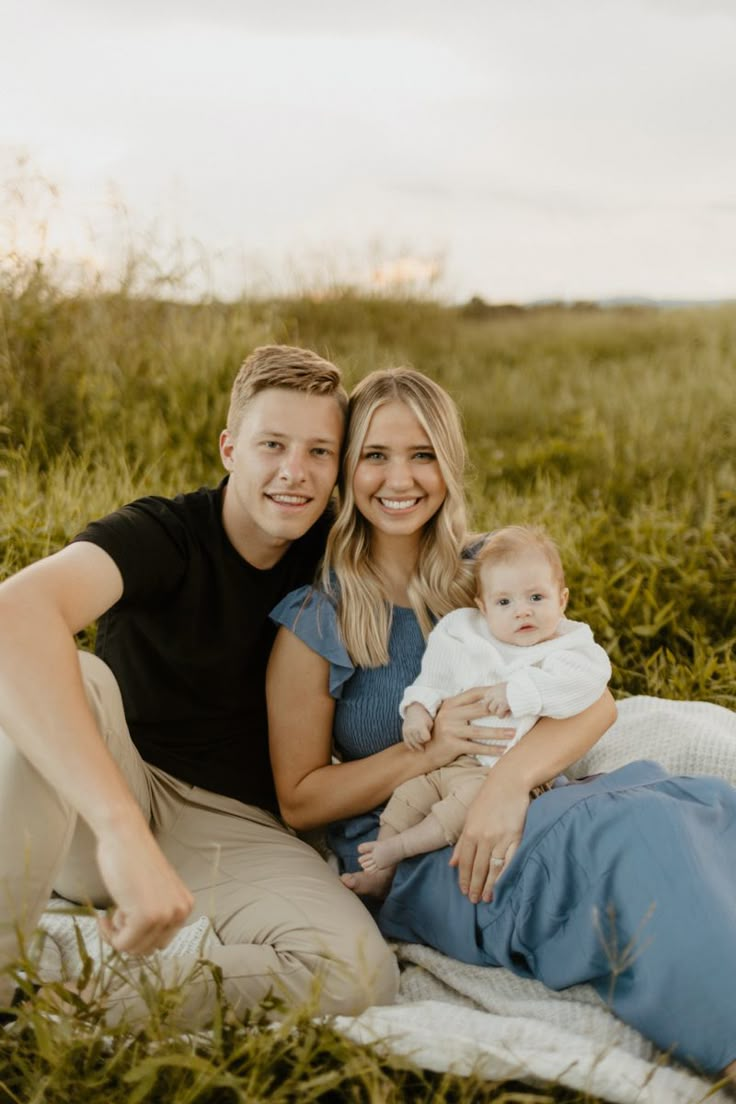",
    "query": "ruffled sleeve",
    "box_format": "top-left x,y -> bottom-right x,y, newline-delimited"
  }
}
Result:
270,585 -> 355,698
